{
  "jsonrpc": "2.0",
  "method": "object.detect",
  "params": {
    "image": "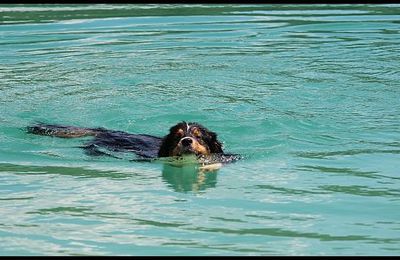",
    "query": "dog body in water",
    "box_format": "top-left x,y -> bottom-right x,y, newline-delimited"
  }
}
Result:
27,121 -> 241,166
